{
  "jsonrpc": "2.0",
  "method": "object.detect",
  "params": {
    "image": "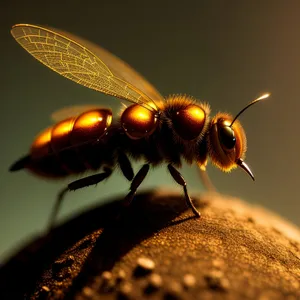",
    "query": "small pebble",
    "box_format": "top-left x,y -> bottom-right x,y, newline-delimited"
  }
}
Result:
149,273 -> 162,288
82,286 -> 94,297
135,257 -> 155,276
101,271 -> 113,282
100,271 -> 115,293
116,269 -> 126,283
204,270 -> 229,291
212,259 -> 225,269
137,257 -> 155,271
144,273 -> 162,294
182,274 -> 196,289
118,282 -> 132,299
